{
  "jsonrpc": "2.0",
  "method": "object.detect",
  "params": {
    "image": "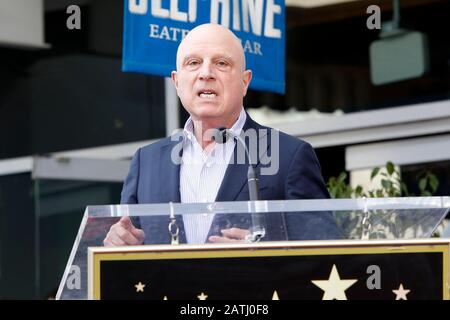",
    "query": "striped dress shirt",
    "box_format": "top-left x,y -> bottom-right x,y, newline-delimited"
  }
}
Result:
180,108 -> 247,244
